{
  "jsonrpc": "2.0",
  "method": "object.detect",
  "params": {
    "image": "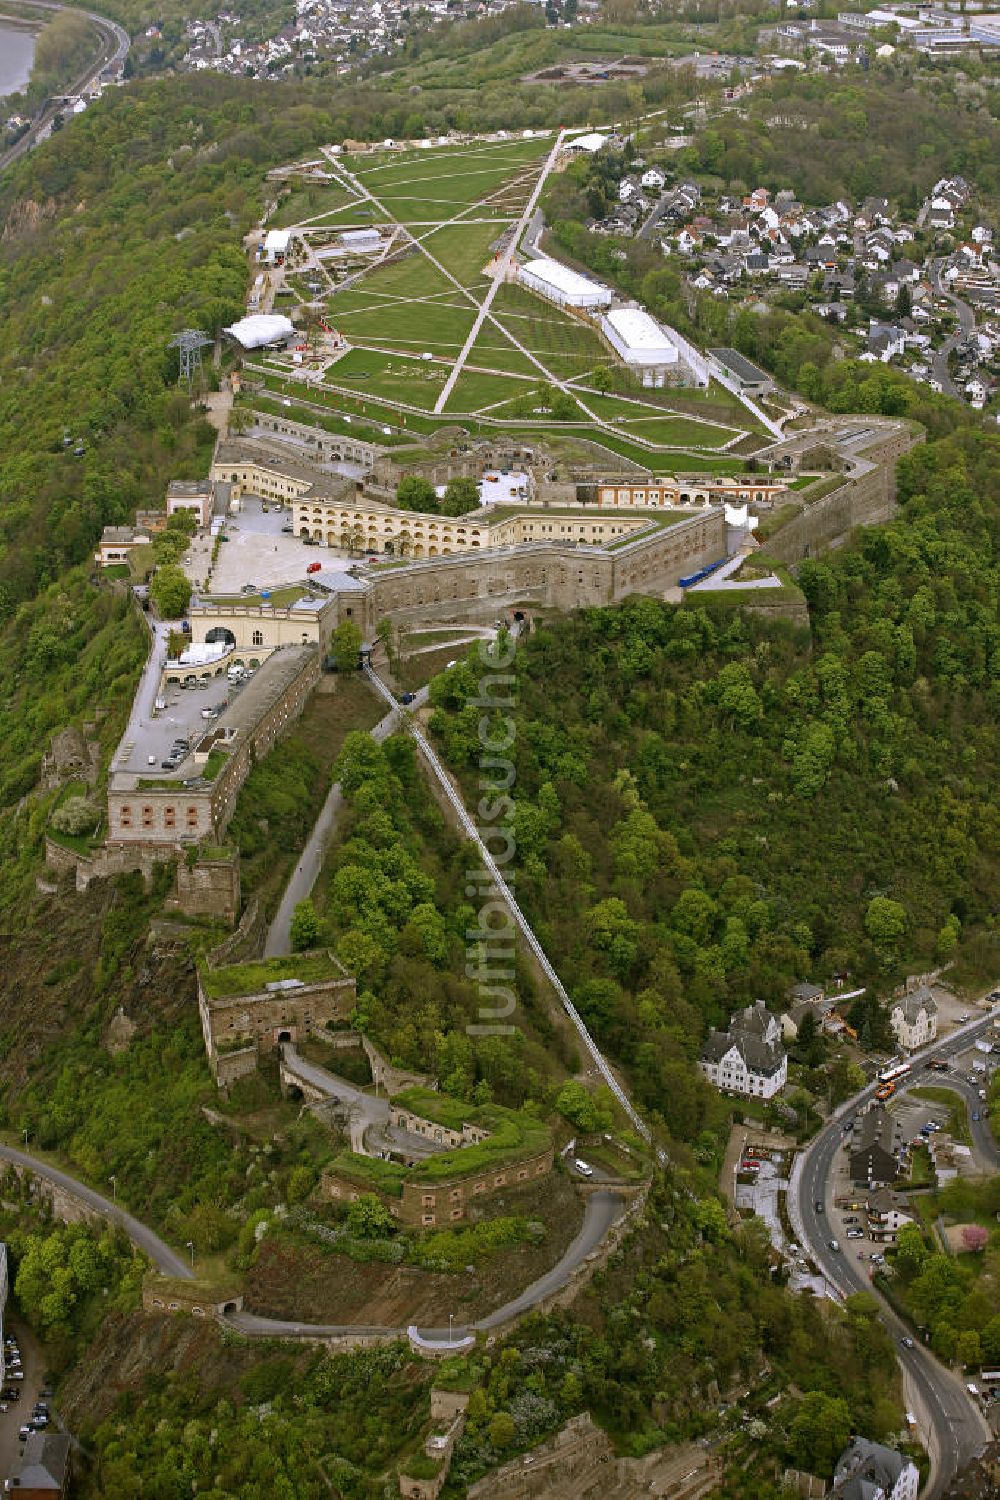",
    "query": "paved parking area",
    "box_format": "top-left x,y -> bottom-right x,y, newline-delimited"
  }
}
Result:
182,497 -> 322,595
115,641 -> 254,778
0,1321 -> 44,1482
